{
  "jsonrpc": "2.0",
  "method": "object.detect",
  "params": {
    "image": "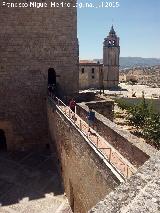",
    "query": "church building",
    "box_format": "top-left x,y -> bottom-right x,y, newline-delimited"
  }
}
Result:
79,25 -> 120,90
